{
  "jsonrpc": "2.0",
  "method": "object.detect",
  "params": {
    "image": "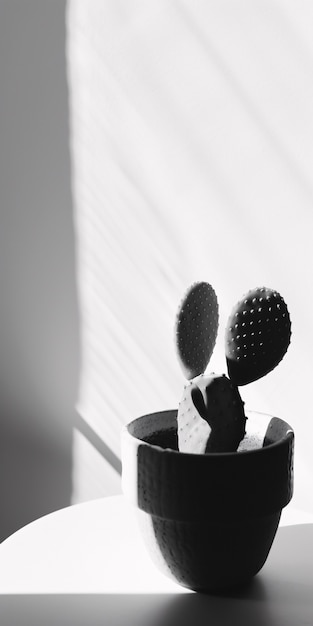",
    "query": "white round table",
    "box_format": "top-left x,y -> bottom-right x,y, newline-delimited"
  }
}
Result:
0,495 -> 312,625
